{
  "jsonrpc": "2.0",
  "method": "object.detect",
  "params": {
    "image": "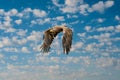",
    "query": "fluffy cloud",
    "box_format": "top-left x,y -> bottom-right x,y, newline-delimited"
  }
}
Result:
2,15 -> 12,28
12,36 -> 27,45
60,0 -> 83,13
105,1 -> 114,8
16,29 -> 27,36
61,6 -> 78,13
92,1 -> 114,13
0,37 -> 12,48
96,57 -> 115,68
3,47 -> 18,53
0,56 -> 119,80
115,15 -> 120,22
55,16 -> 65,21
97,26 -> 114,32
21,47 -> 30,53
92,1 -> 105,13
76,24 -> 120,54
65,0 -> 83,6
0,53 -> 4,58
52,0 -> 62,7
115,25 -> 120,32
15,19 -> 22,25
10,55 -> 18,61
0,9 -> 4,15
71,42 -> 84,52
27,31 -> 43,41
79,4 -> 89,15
5,27 -> 16,33
97,18 -> 105,23
33,9 -> 47,17
53,0 -> 114,15
5,8 -> 18,16
84,26 -> 91,31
